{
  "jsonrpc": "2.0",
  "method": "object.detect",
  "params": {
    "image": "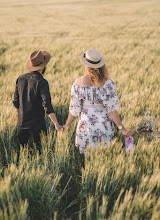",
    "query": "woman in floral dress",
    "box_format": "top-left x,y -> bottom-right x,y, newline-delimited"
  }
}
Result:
63,49 -> 134,154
